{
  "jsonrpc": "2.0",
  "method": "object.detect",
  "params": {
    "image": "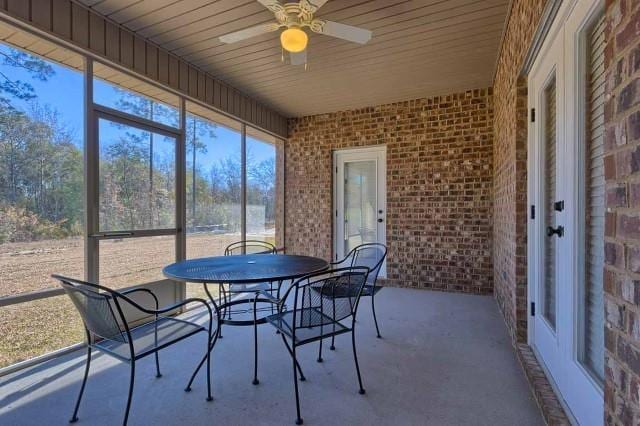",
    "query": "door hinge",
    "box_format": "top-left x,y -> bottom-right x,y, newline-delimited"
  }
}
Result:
335,166 -> 338,173
335,209 -> 338,217
531,302 -> 535,317
530,205 -> 535,220
530,108 -> 535,123
554,200 -> 564,212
